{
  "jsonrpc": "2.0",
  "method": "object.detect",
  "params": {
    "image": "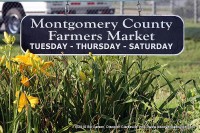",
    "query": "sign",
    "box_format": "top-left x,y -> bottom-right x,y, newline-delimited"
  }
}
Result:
21,15 -> 184,55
